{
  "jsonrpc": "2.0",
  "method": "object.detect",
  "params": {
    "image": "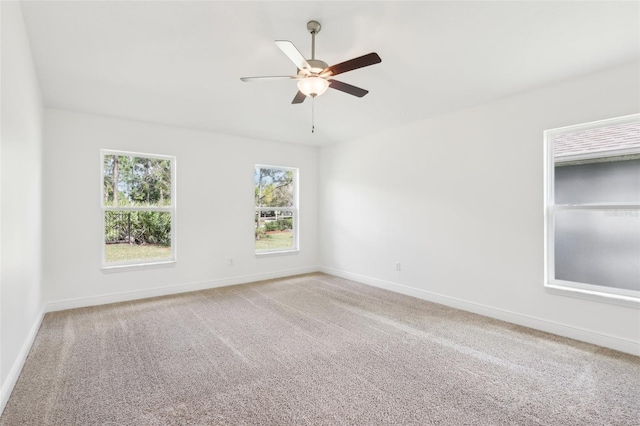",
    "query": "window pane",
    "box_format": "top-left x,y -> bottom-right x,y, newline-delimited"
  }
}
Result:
554,210 -> 640,291
103,155 -> 172,207
255,210 -> 294,251
255,167 -> 294,208
553,120 -> 640,205
104,211 -> 172,263
555,159 -> 640,205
